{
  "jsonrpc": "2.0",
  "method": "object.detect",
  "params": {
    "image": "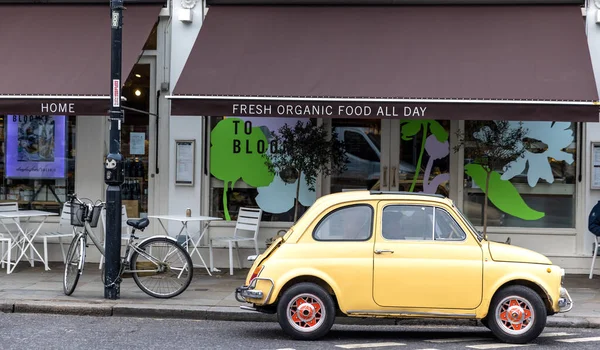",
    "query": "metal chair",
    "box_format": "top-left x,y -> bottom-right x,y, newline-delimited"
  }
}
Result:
36,202 -> 76,271
0,235 -> 12,274
99,205 -> 131,269
209,207 -> 262,275
0,202 -> 19,272
590,235 -> 600,279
